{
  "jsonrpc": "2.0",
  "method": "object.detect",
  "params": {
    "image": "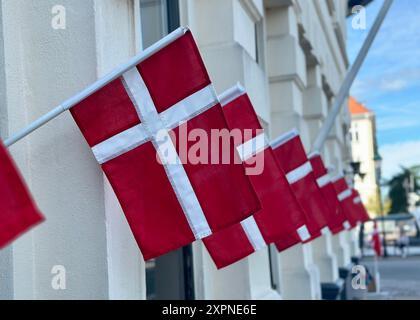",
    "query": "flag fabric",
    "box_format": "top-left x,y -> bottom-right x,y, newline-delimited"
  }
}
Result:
352,190 -> 370,223
332,176 -> 357,229
271,130 -> 329,240
372,221 -> 382,257
0,141 -> 44,248
70,29 -> 260,260
204,217 -> 266,269
308,153 -> 347,234
203,85 -> 309,269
